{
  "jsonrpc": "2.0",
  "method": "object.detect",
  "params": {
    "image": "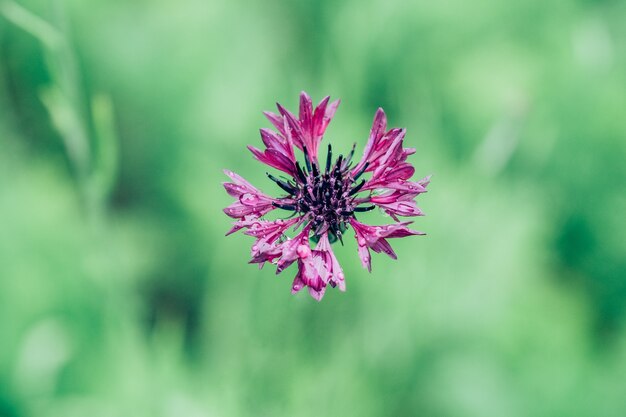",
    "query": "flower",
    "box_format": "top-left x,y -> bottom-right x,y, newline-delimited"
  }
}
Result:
223,92 -> 429,301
